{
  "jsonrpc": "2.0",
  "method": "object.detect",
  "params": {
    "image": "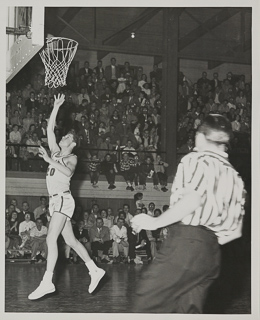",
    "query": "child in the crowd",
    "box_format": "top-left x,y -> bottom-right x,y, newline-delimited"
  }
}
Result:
134,193 -> 144,210
87,154 -> 100,188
